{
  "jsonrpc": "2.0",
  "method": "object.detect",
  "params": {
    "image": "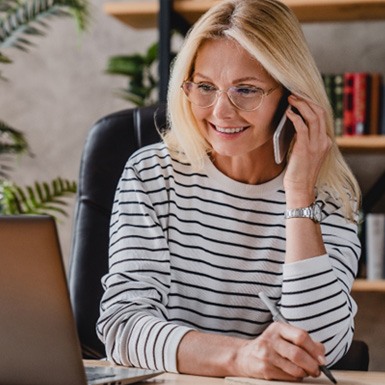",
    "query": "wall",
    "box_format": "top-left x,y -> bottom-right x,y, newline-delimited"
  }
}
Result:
0,0 -> 383,371
0,0 -> 157,265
